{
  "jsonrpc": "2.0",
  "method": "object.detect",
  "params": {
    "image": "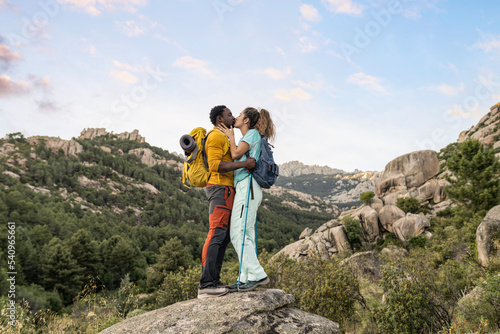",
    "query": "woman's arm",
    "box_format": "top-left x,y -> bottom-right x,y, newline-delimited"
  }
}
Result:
218,124 -> 250,159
